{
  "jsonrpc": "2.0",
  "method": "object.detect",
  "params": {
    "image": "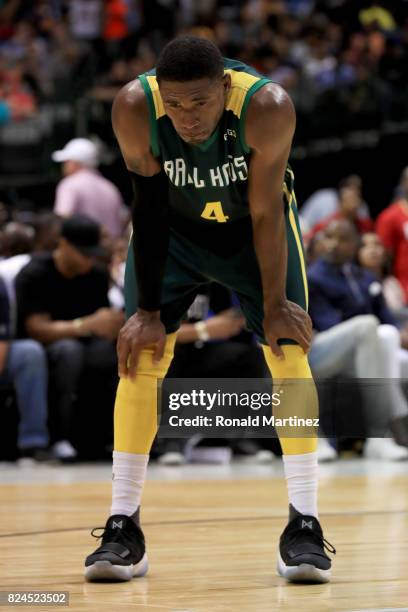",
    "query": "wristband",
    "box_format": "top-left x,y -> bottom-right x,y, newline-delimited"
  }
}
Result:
194,321 -> 210,342
130,170 -> 169,311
